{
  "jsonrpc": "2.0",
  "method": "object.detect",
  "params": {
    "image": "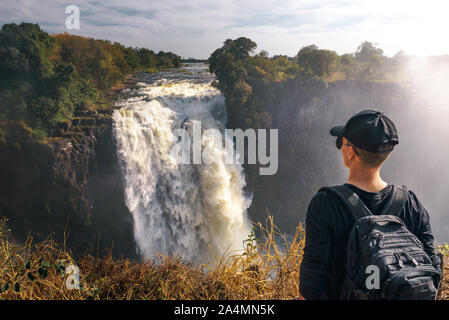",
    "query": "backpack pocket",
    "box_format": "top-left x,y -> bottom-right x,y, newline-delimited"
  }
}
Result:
385,267 -> 439,300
